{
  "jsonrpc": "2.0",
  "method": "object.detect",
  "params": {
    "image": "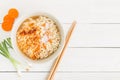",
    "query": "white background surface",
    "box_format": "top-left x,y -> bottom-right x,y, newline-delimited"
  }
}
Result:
0,0 -> 120,80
